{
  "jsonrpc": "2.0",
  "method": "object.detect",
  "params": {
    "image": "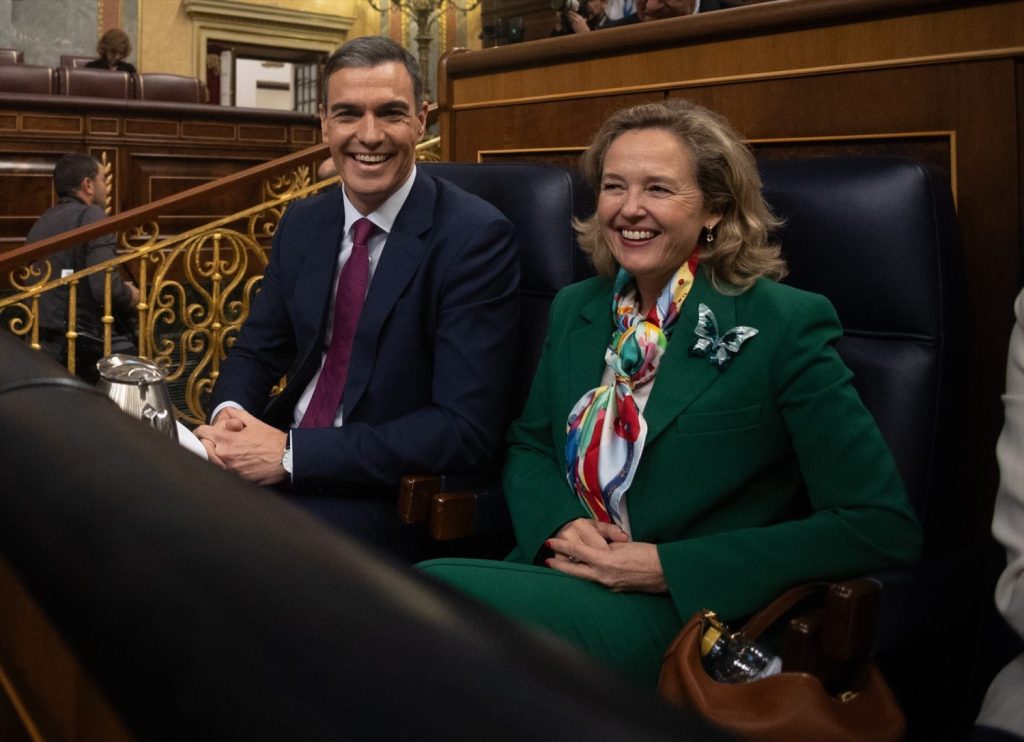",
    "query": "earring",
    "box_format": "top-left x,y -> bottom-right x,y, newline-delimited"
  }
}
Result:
705,228 -> 715,244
